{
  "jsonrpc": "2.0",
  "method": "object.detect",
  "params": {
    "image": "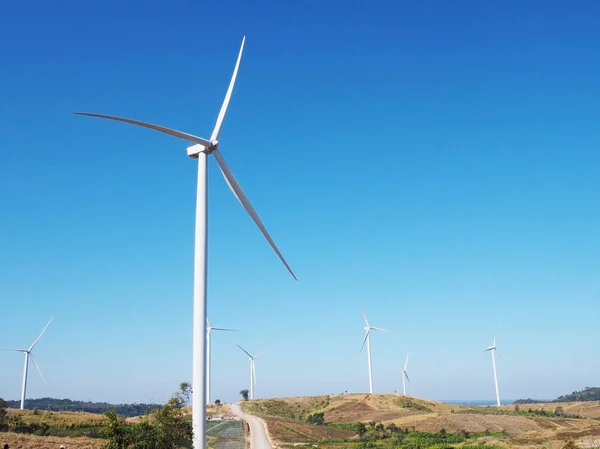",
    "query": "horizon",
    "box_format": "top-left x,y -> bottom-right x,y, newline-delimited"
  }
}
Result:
1,0 -> 599,406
